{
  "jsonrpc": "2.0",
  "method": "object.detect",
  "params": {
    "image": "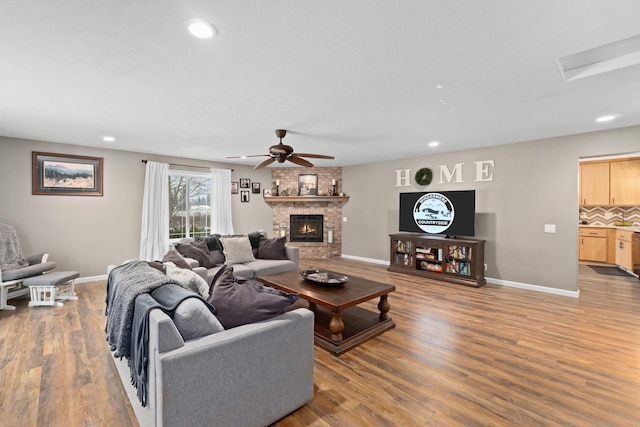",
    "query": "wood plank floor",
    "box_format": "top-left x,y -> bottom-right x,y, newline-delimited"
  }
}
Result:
1,259 -> 639,426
